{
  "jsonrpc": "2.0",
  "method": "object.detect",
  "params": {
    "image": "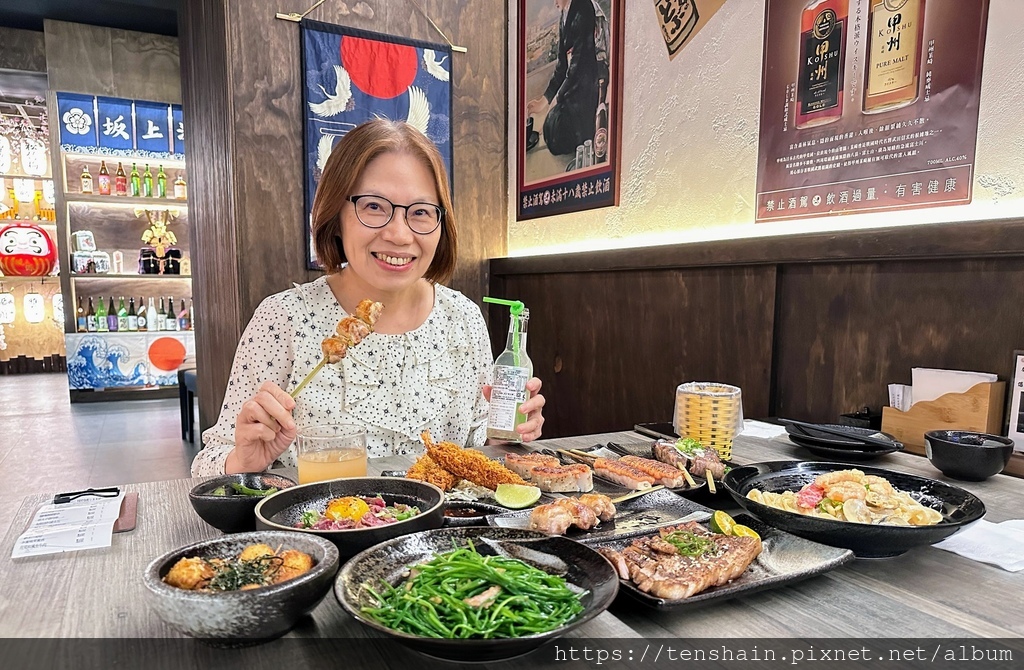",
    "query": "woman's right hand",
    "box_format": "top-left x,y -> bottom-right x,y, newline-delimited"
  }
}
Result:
225,381 -> 297,473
